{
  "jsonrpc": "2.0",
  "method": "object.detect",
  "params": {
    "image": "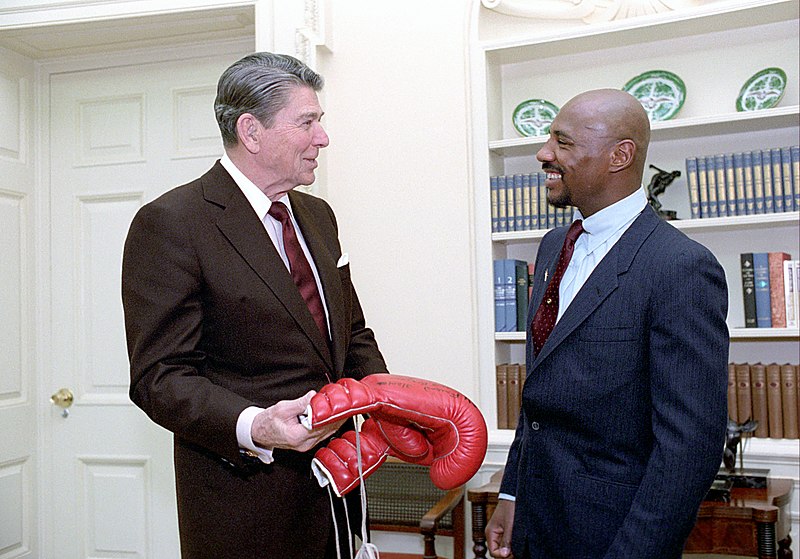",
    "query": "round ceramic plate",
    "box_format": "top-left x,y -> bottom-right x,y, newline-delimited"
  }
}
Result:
623,70 -> 686,121
512,99 -> 559,137
736,67 -> 787,112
